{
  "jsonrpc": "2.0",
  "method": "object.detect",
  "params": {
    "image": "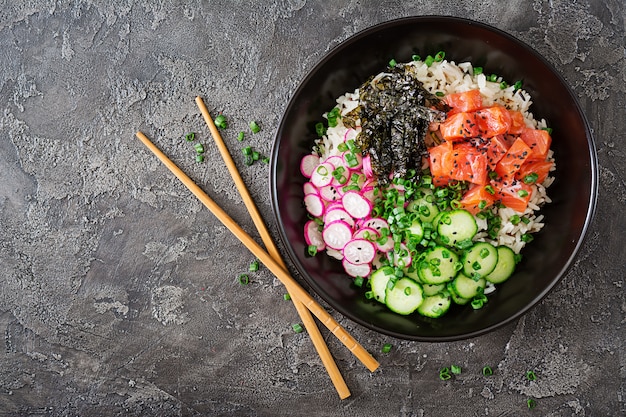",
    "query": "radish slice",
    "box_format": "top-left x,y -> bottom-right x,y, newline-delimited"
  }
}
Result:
300,154 -> 320,178
319,185 -> 343,202
326,248 -> 344,260
324,155 -> 343,168
303,182 -> 317,195
310,162 -> 334,187
342,239 -> 376,265
342,259 -> 371,278
376,234 -> 395,253
324,208 -> 355,228
360,217 -> 389,233
322,220 -> 353,250
352,227 -> 379,241
304,193 -> 325,217
371,253 -> 386,269
304,220 -> 325,250
342,191 -> 372,219
362,154 -> 374,178
388,243 -> 412,267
